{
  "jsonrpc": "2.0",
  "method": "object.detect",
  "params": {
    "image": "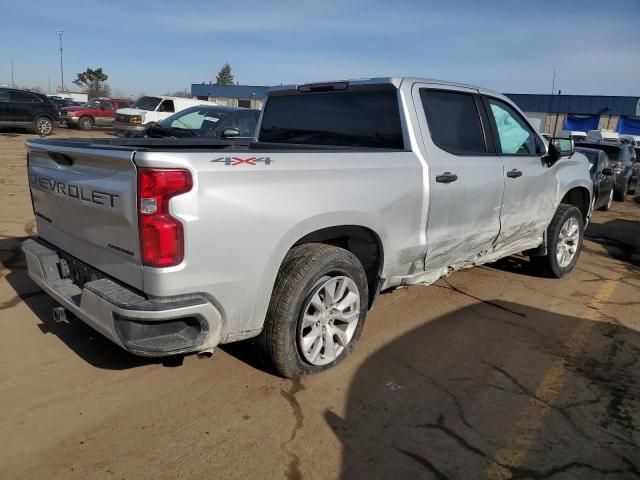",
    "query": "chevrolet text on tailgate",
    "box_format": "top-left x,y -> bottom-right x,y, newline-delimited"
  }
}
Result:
23,78 -> 592,378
